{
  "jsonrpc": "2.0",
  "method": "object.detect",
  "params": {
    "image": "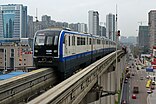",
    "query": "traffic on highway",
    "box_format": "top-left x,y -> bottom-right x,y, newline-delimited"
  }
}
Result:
121,52 -> 156,104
